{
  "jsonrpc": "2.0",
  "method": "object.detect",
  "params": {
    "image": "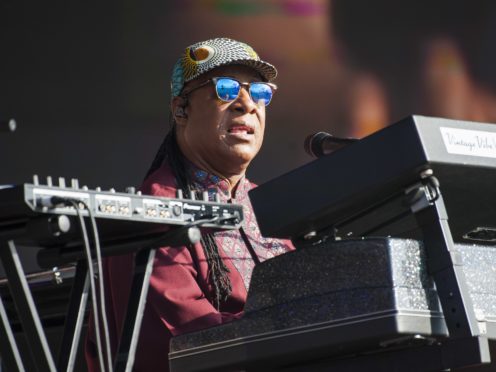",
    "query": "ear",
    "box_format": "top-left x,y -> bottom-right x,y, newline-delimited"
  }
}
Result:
171,96 -> 188,126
